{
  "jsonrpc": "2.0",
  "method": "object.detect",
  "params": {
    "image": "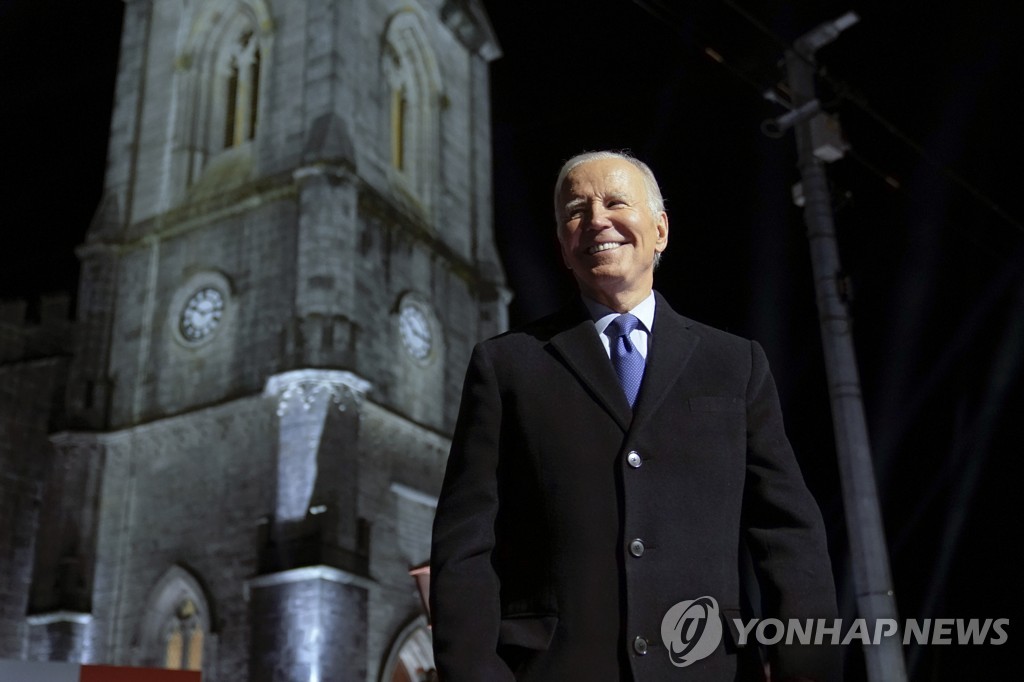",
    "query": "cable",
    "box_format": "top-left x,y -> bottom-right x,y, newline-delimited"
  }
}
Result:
632,0 -> 1024,239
